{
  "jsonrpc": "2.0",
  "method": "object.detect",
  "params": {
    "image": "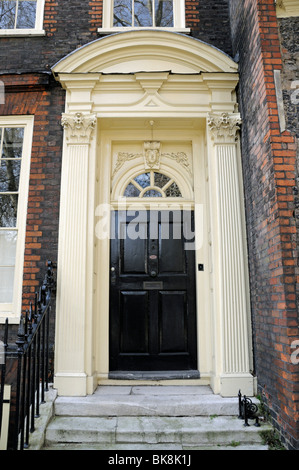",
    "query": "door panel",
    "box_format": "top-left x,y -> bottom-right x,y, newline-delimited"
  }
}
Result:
121,232 -> 148,274
159,236 -> 185,273
159,291 -> 187,353
109,210 -> 197,372
120,291 -> 149,354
